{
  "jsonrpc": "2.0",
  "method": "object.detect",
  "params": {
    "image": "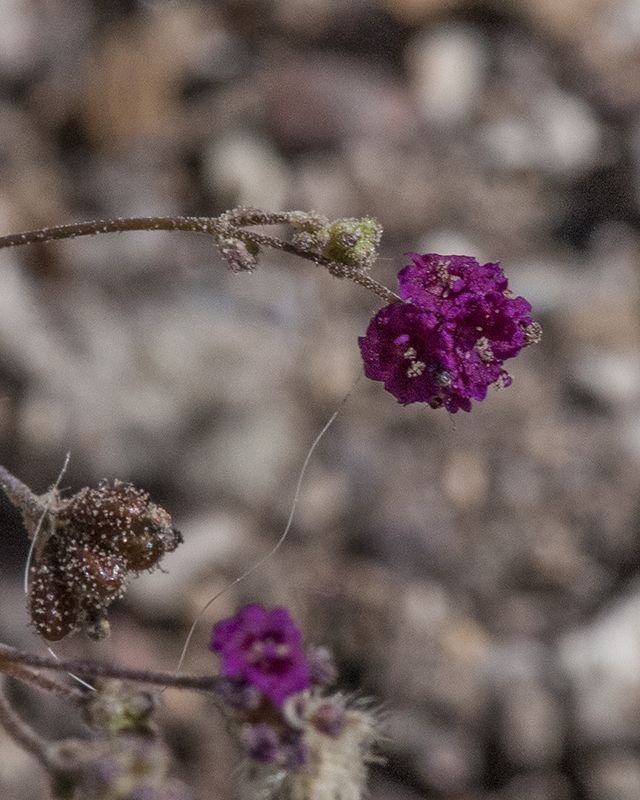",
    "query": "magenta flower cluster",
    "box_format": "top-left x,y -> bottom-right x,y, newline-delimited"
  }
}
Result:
210,605 -> 310,707
359,253 -> 536,412
210,605 -> 342,767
